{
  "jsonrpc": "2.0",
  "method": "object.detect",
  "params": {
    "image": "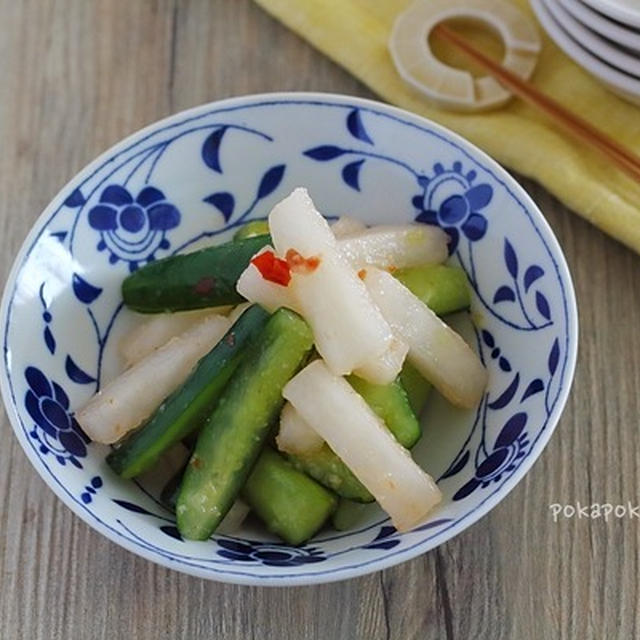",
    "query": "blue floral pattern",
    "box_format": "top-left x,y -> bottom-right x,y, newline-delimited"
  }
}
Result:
88,185 -> 180,271
439,329 -> 561,501
301,109 -> 563,508
24,367 -> 89,468
303,116 -> 553,334
38,283 -> 56,355
453,411 -> 530,500
363,519 -> 454,550
216,540 -> 326,567
413,162 -> 491,254
81,476 -> 103,504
